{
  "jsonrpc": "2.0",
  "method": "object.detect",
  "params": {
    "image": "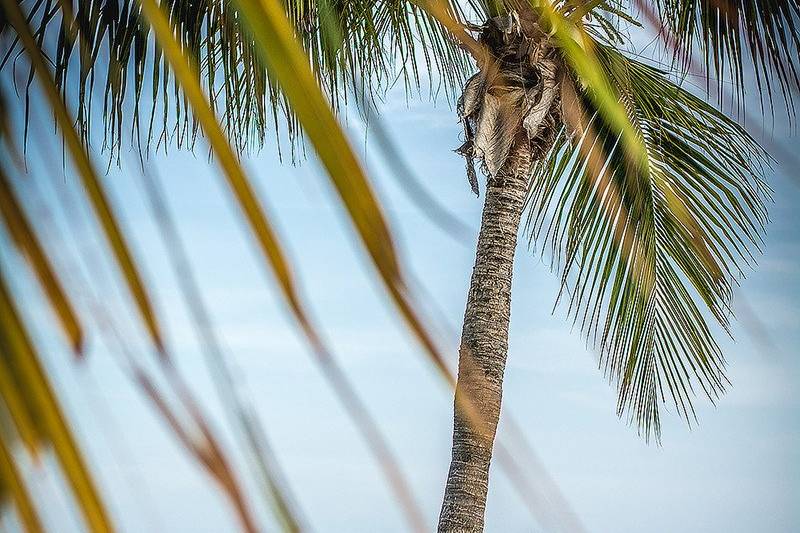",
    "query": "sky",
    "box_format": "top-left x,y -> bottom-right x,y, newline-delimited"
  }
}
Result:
1,19 -> 799,533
